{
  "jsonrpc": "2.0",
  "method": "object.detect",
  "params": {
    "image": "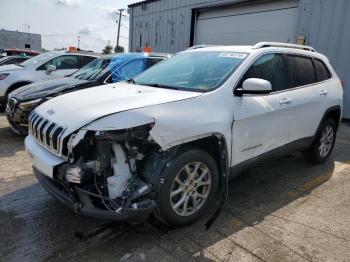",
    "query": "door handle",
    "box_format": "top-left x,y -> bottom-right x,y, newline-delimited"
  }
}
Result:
279,98 -> 292,105
320,90 -> 328,96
